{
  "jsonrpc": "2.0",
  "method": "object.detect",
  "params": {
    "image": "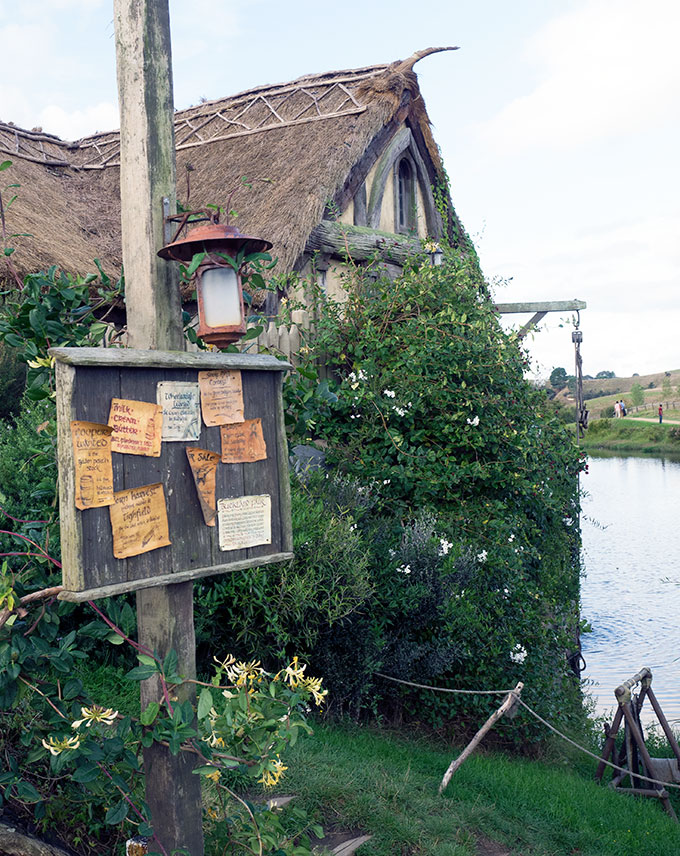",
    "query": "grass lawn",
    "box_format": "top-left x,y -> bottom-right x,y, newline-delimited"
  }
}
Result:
281,723 -> 680,856
582,418 -> 680,454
